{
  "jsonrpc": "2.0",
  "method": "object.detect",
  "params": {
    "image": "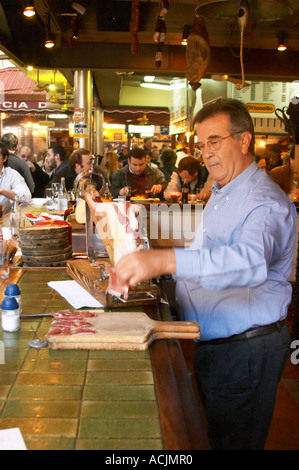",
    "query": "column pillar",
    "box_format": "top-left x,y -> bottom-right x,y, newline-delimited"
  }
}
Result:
73,70 -> 93,149
94,100 -> 104,157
